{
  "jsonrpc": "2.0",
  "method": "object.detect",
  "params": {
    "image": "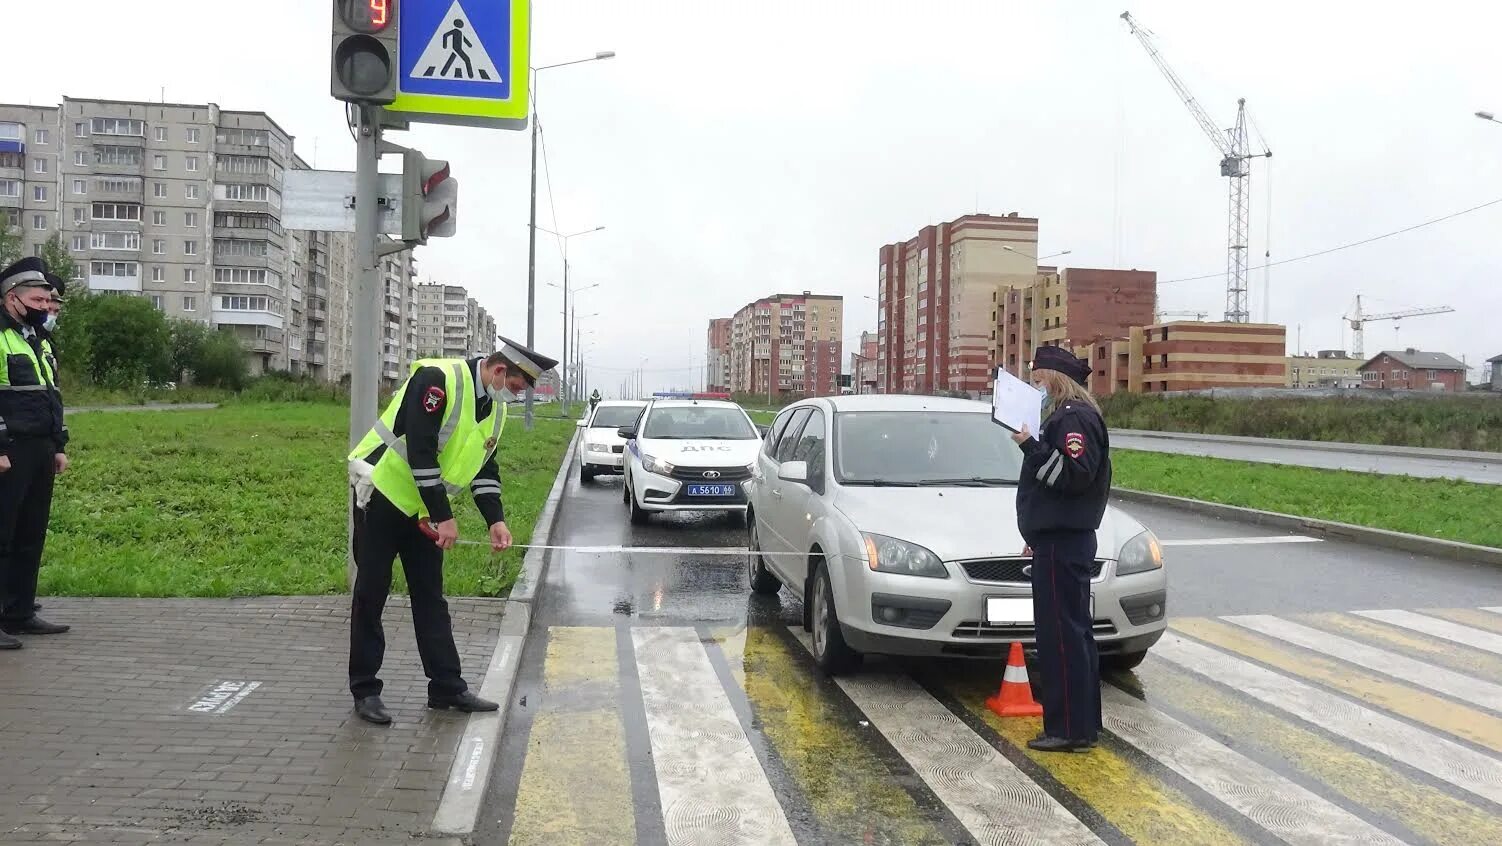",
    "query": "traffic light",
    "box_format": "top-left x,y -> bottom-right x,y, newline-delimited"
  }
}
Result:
402,150 -> 458,243
331,0 -> 399,104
